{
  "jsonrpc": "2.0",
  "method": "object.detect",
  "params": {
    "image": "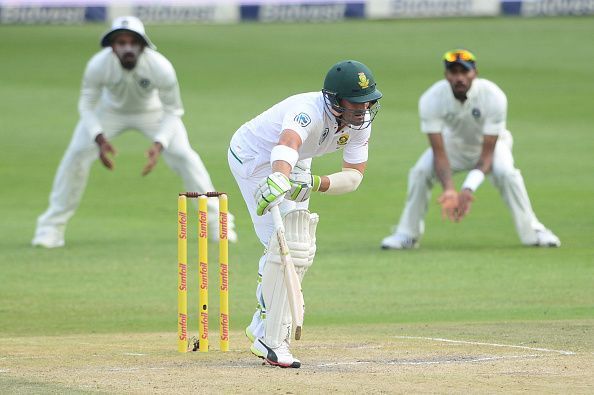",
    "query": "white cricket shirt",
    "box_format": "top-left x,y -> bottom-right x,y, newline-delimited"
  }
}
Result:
230,92 -> 371,166
78,47 -> 184,146
419,78 -> 507,155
